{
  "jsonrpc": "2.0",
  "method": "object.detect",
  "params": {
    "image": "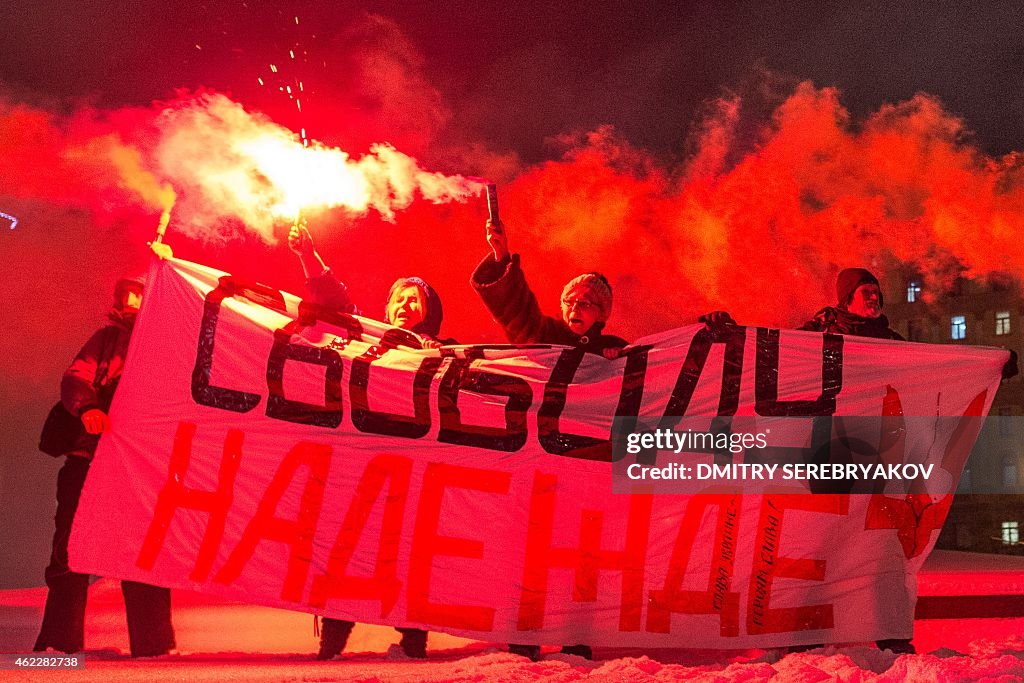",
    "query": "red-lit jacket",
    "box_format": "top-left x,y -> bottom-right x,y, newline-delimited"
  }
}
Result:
61,310 -> 135,457
799,306 -> 905,341
471,254 -> 628,353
